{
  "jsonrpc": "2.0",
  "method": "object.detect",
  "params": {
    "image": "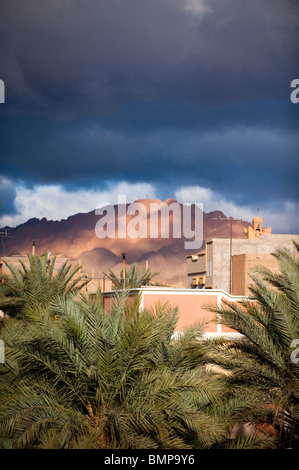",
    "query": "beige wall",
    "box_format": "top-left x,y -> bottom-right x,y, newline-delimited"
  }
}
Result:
188,235 -> 299,293
81,277 -> 112,293
0,254 -> 70,275
207,234 -> 299,294
0,254 -> 109,294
